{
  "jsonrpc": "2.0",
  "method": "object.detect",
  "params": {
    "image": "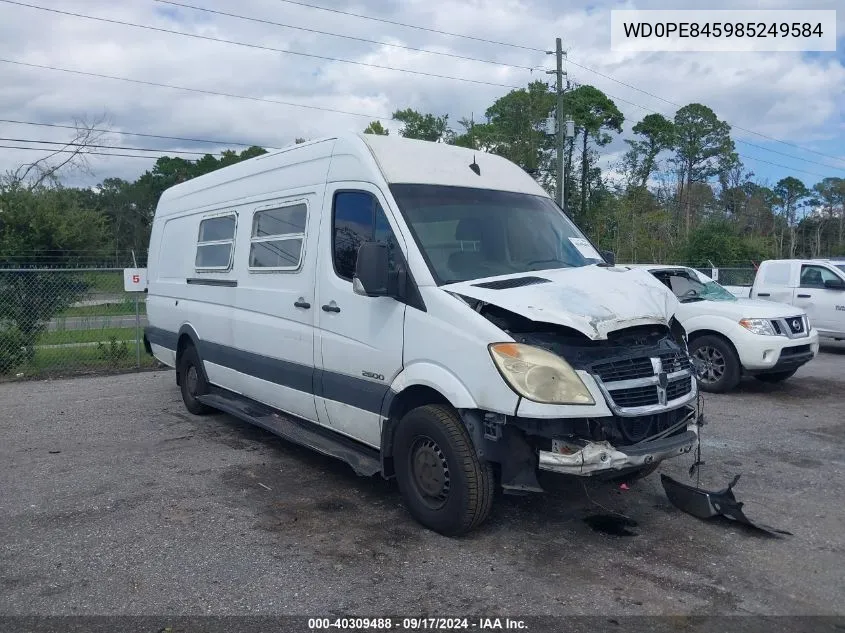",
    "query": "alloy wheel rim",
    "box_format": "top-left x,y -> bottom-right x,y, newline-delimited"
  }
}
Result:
693,346 -> 726,384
